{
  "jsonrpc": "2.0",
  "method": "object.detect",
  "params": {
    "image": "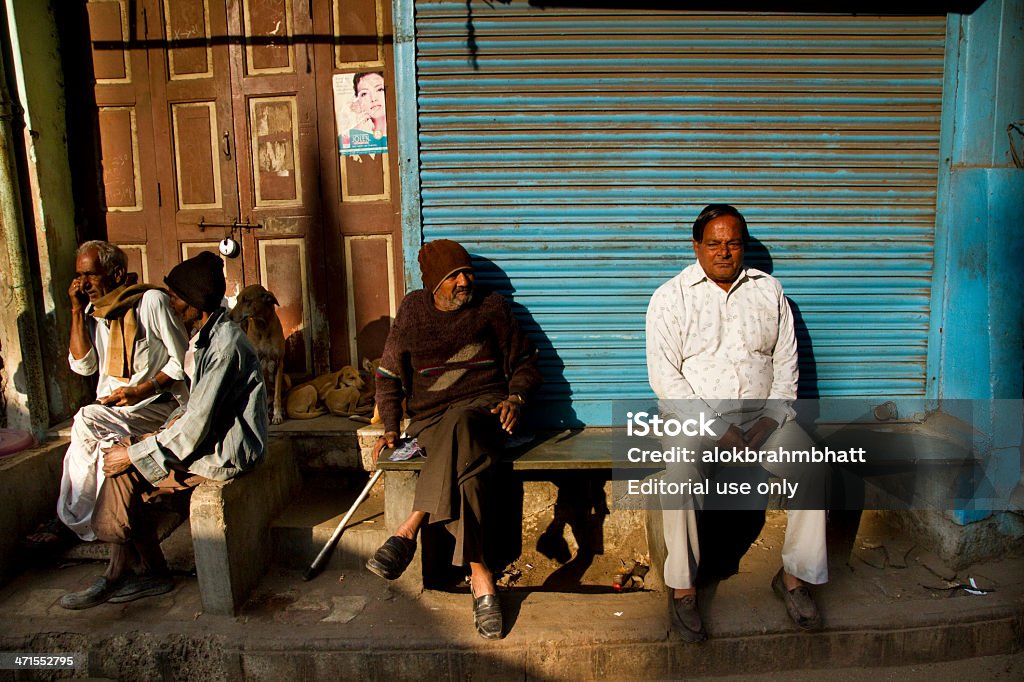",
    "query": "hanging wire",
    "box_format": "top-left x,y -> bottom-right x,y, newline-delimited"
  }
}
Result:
1009,120 -> 1024,169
